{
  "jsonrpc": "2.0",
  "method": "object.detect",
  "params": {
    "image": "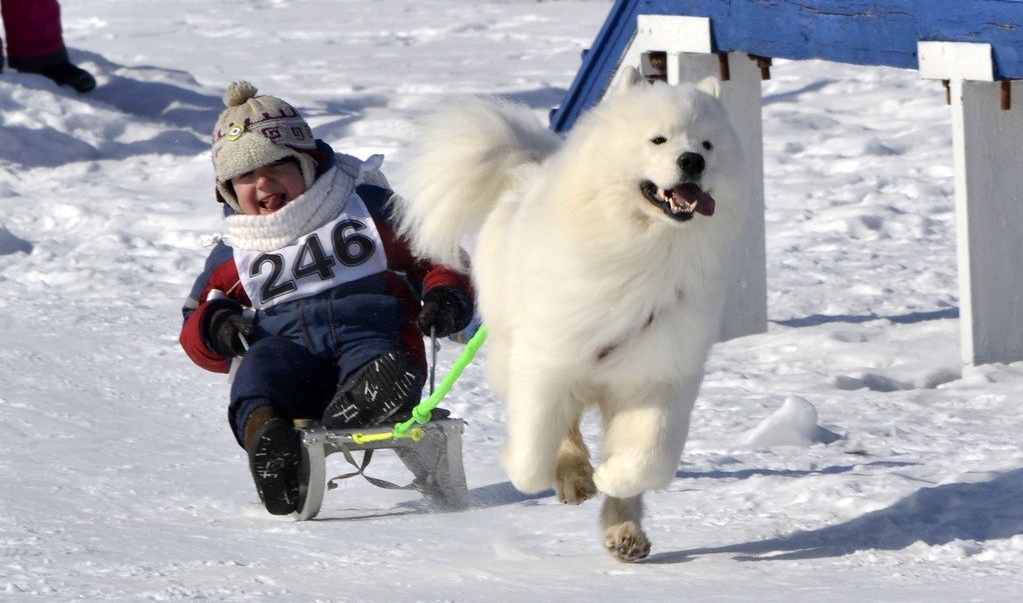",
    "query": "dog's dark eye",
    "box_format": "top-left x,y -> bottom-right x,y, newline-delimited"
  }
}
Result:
702,140 -> 713,150
650,136 -> 667,145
